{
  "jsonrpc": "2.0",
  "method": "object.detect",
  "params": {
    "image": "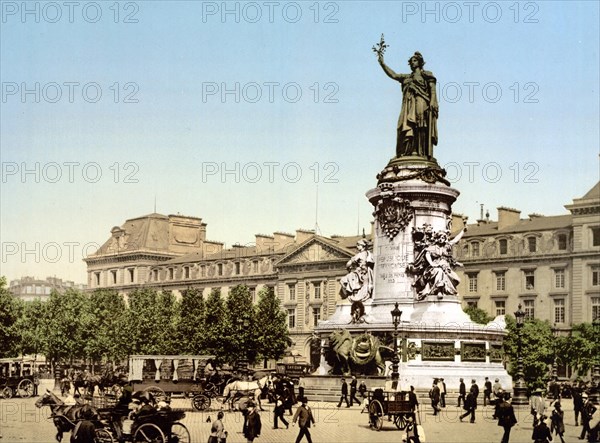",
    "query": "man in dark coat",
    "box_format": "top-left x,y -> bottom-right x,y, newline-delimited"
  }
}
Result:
408,385 -> 419,412
494,392 -> 517,443
573,388 -> 583,426
579,393 -> 597,441
429,380 -> 441,415
243,400 -> 262,443
458,378 -> 466,407
70,406 -> 96,443
336,378 -> 350,408
460,391 -> 476,423
484,377 -> 492,406
349,376 -> 361,406
293,396 -> 315,443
